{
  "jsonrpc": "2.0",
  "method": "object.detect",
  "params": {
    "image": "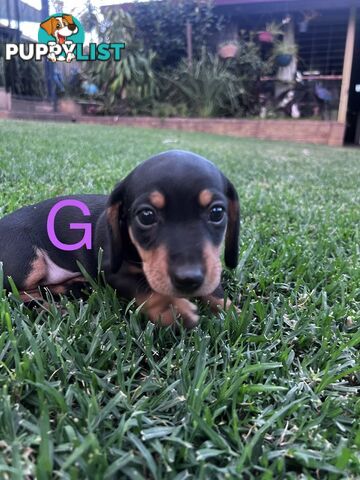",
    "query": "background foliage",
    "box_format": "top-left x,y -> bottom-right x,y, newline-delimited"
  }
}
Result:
85,9 -> 157,114
0,45 -> 45,97
84,0 -> 272,117
131,0 -> 222,69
